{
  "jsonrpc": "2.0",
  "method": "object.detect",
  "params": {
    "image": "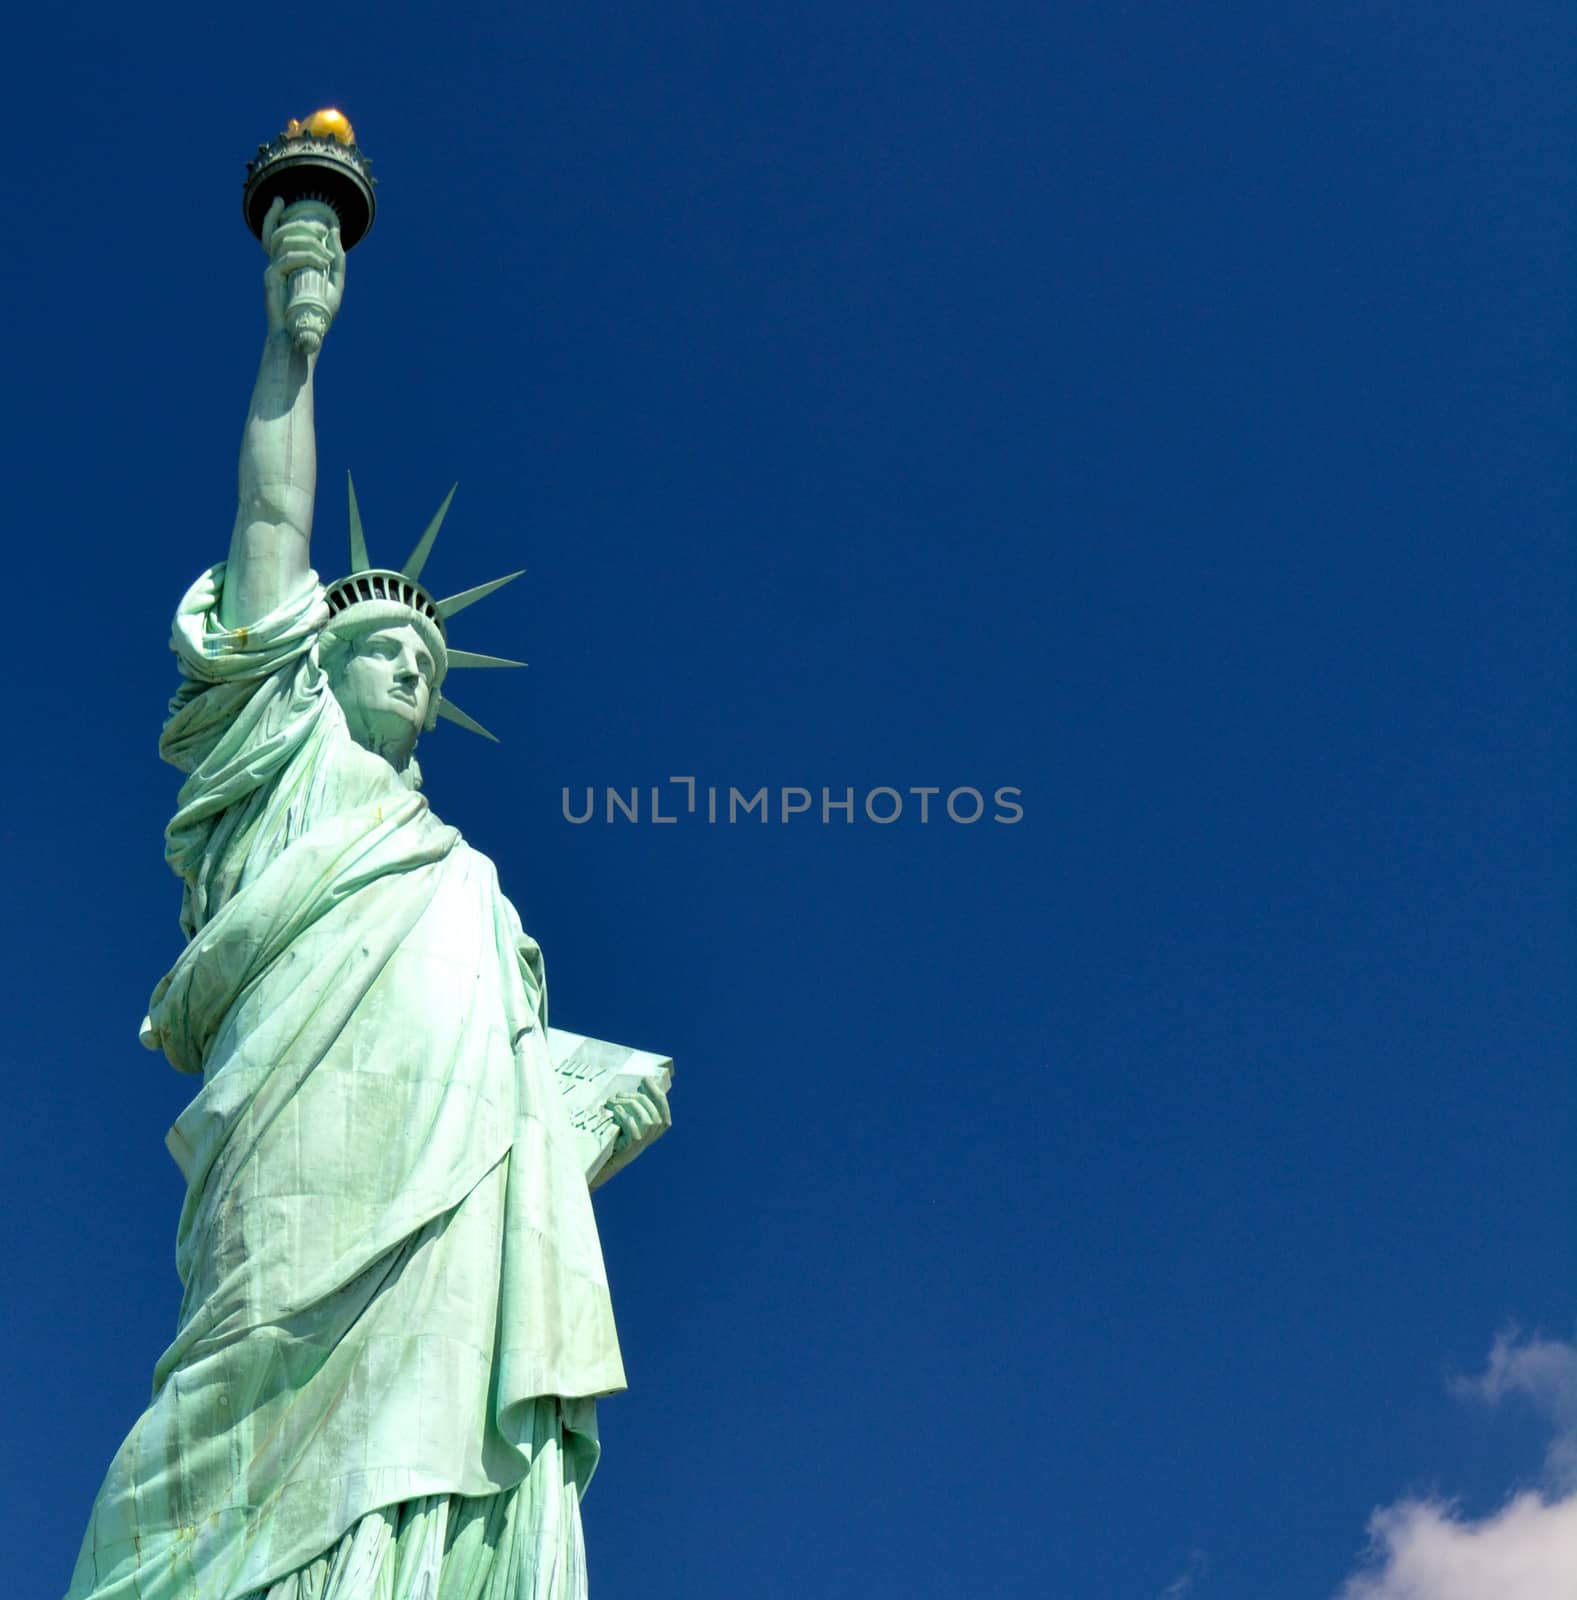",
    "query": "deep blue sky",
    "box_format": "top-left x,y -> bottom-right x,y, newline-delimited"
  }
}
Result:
4,4 -> 1573,1597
